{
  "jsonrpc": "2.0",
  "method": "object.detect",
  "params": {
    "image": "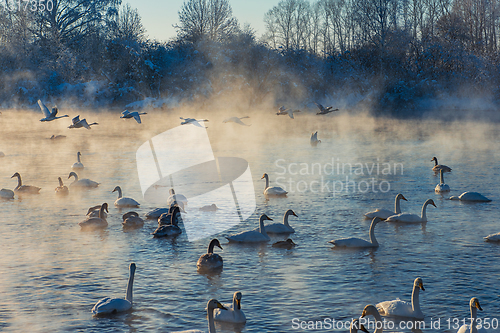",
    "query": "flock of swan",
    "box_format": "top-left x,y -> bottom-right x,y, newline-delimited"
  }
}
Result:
1,104 -> 498,333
